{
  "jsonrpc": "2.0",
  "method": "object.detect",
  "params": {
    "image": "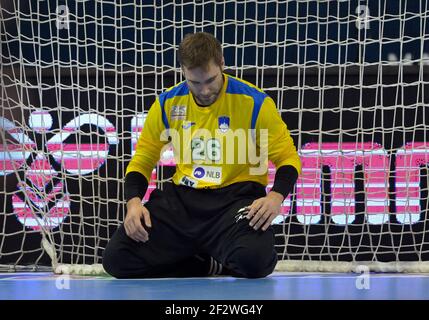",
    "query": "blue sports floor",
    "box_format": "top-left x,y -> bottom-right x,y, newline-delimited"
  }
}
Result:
1,272 -> 429,300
